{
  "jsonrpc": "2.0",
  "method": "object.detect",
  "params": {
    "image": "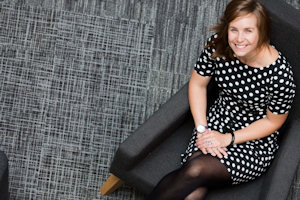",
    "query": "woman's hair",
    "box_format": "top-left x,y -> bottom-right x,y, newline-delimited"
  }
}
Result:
207,0 -> 270,60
